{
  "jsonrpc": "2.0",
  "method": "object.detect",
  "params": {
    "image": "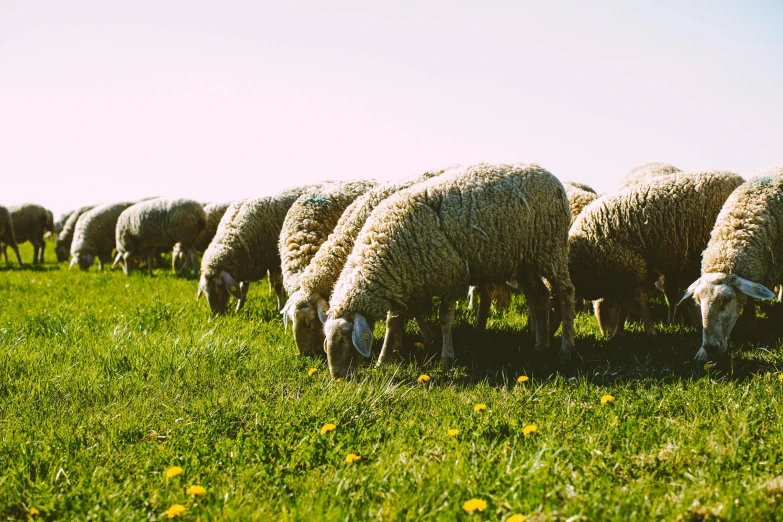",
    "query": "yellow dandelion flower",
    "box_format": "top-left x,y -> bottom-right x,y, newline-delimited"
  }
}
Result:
165,466 -> 183,478
164,504 -> 186,518
29,507 -> 39,516
507,515 -> 526,522
474,403 -> 487,412
186,485 -> 206,496
778,374 -> 783,381
308,368 -> 318,376
418,374 -> 430,383
522,424 -> 537,436
345,453 -> 361,463
335,377 -> 344,383
415,342 -> 425,349
600,394 -> 615,405
502,444 -> 511,452
448,428 -> 459,437
703,363 -> 713,370
517,375 -> 529,384
462,498 -> 488,513
320,423 -> 336,434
